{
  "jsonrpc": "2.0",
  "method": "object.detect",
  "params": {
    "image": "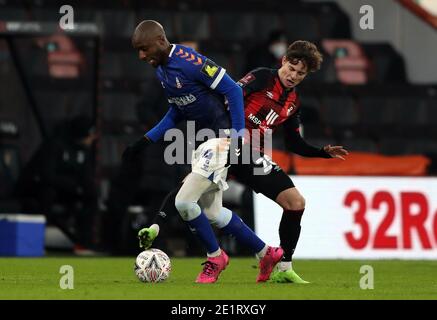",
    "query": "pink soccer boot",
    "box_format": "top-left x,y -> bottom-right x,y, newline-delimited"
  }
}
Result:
257,246 -> 284,283
196,250 -> 229,284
